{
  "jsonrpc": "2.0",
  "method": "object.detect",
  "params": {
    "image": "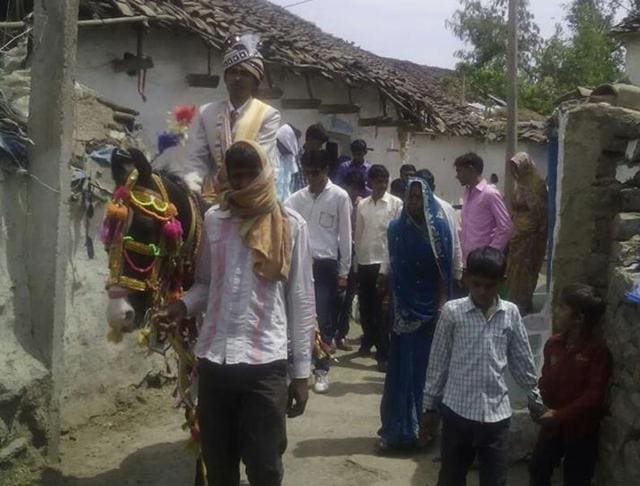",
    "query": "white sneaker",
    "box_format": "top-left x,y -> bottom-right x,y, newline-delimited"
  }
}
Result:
313,370 -> 329,394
